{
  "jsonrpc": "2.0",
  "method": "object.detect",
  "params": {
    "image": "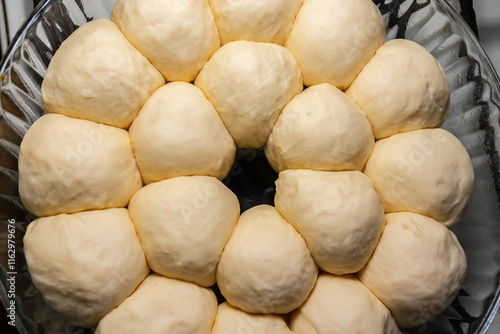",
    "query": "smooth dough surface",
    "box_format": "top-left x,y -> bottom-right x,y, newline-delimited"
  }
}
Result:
363,128 -> 474,227
129,82 -> 236,184
285,0 -> 385,89
195,41 -> 303,148
209,0 -> 303,45
265,83 -> 374,172
346,39 -> 450,139
112,0 -> 220,82
23,208 -> 149,328
19,114 -> 142,217
217,205 -> 317,314
357,212 -> 467,328
275,170 -> 384,274
41,19 -> 164,128
290,273 -> 400,334
128,176 -> 240,287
